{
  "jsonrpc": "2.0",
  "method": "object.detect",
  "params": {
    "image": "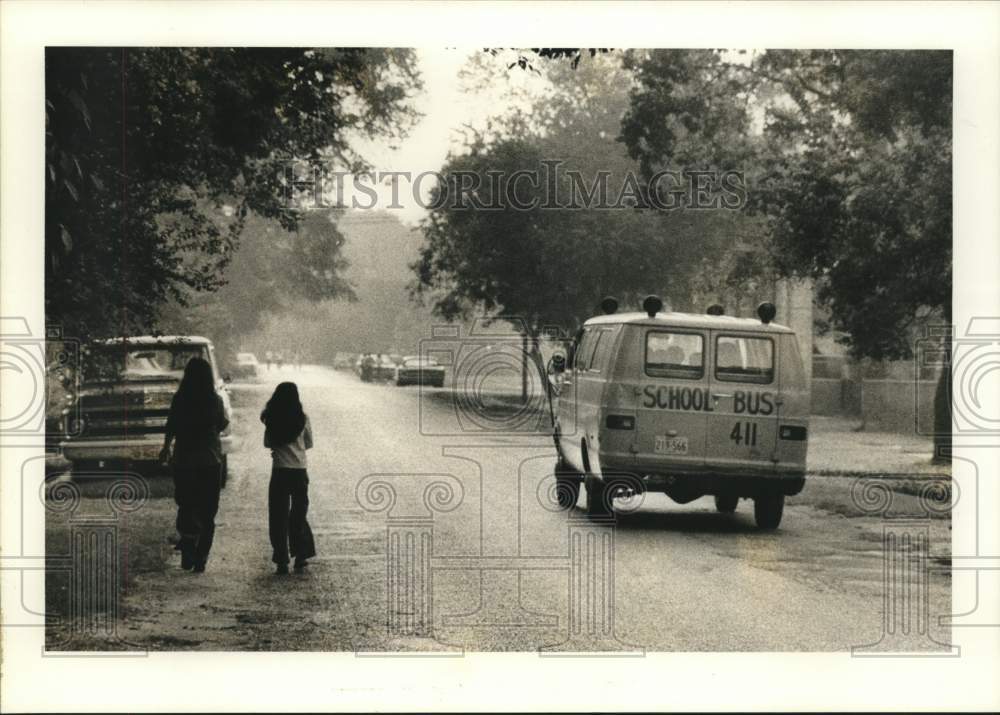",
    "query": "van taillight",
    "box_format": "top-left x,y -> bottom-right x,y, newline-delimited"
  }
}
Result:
605,414 -> 635,430
779,425 -> 807,441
